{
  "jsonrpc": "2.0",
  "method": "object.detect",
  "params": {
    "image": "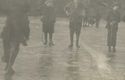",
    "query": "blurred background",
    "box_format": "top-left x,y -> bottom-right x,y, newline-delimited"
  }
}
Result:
0,0 -> 125,17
